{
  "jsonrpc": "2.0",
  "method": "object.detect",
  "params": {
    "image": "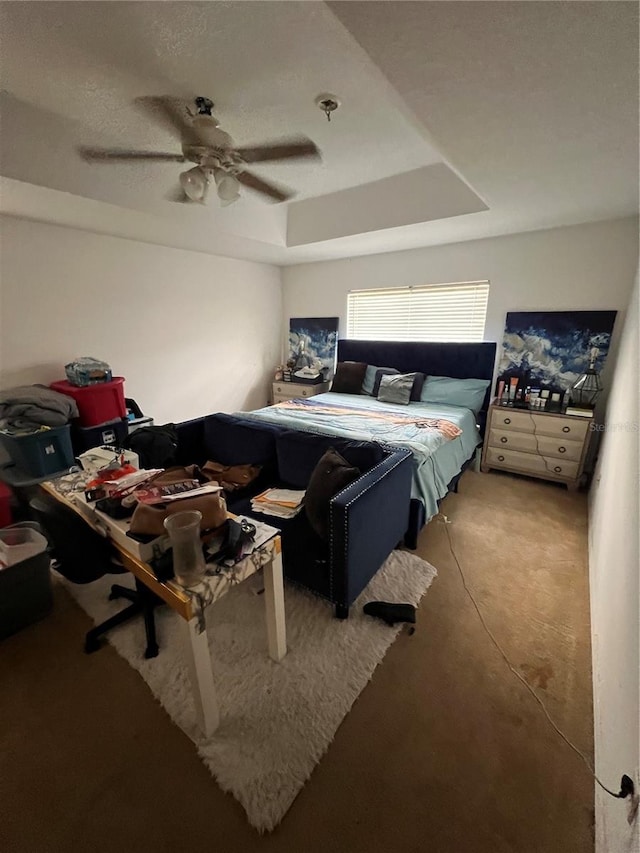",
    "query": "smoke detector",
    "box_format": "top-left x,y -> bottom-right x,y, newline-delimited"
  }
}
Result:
315,94 -> 341,121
